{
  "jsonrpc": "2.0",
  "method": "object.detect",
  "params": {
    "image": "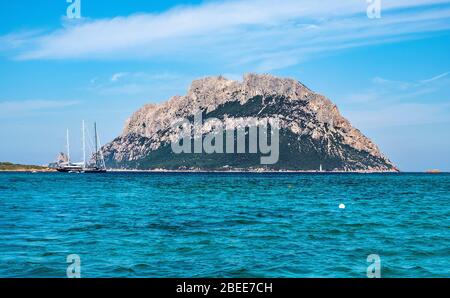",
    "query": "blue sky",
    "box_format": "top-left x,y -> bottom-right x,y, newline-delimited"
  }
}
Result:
0,0 -> 449,171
